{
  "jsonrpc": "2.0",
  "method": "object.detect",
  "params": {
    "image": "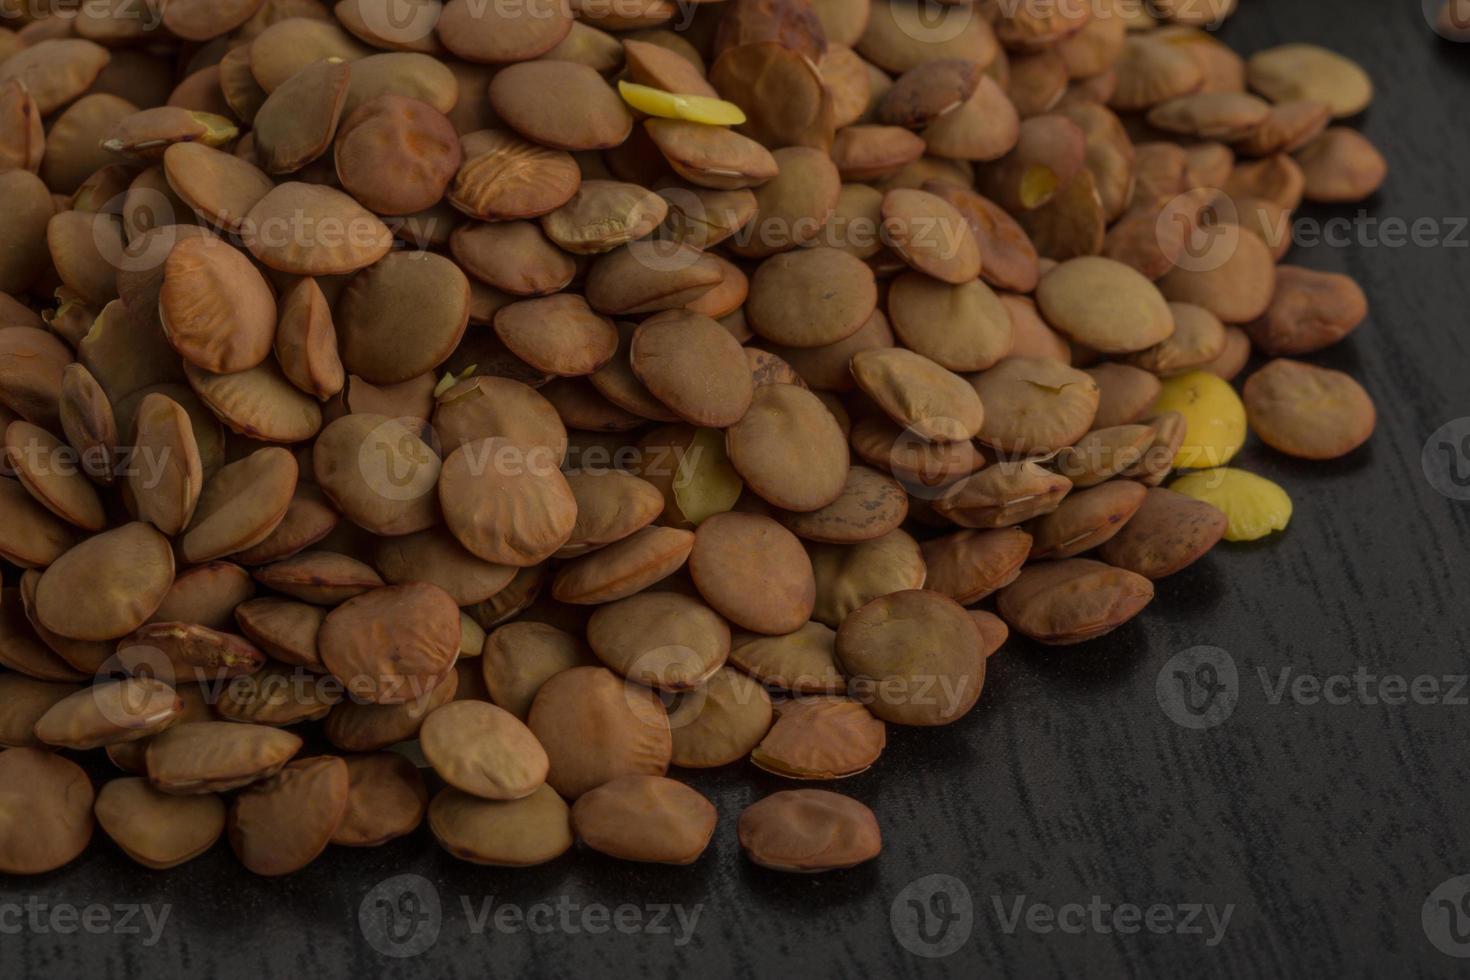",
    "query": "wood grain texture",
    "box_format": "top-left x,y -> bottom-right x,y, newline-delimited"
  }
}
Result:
6,2 -> 1470,977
